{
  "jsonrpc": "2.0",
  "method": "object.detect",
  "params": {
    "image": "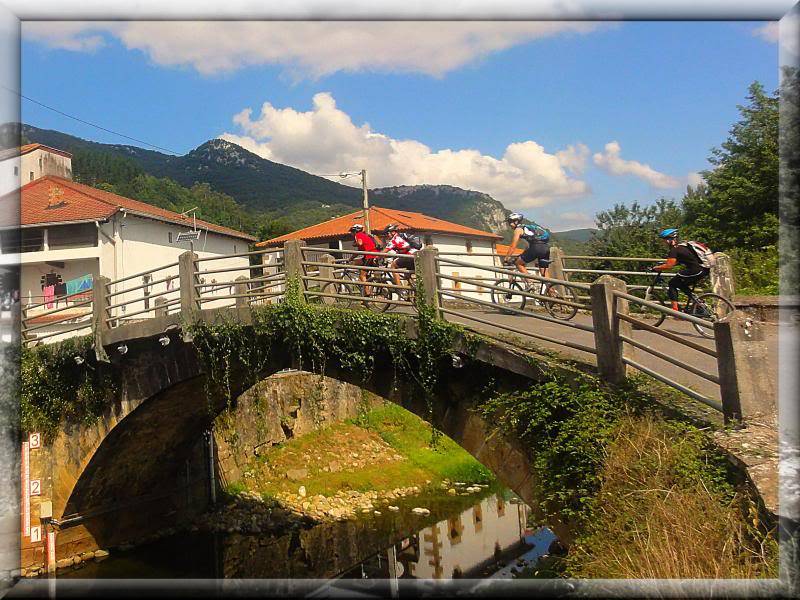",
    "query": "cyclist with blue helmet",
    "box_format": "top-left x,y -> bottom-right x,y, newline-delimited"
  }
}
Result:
652,228 -> 710,311
503,213 -> 552,280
